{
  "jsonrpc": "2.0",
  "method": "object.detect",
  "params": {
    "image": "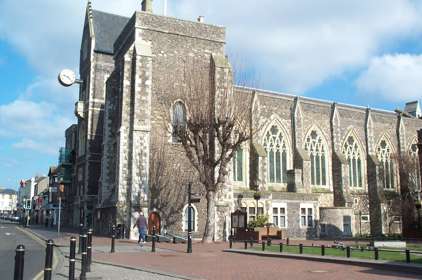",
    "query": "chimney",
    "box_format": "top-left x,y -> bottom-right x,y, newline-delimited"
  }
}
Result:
141,0 -> 153,13
197,16 -> 204,23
